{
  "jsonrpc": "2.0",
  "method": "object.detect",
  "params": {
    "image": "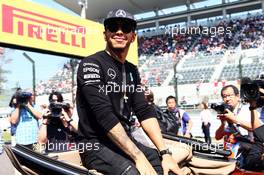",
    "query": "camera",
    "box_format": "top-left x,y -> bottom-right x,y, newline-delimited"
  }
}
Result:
240,77 -> 264,107
48,102 -> 70,118
211,103 -> 233,114
15,92 -> 32,105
